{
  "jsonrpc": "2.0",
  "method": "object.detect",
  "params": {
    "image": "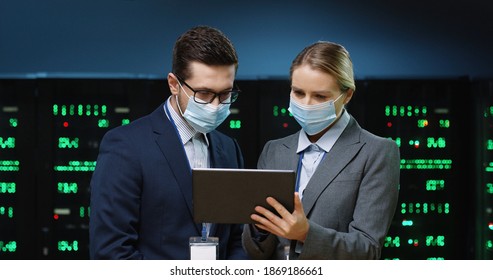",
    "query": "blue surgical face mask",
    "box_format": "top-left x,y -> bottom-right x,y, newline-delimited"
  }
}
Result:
288,94 -> 344,135
176,82 -> 231,134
